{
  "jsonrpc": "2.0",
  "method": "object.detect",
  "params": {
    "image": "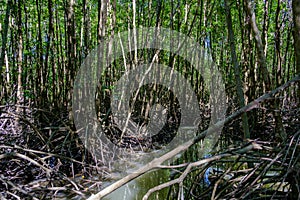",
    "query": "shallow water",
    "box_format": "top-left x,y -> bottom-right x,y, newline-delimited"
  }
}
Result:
102,169 -> 169,200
